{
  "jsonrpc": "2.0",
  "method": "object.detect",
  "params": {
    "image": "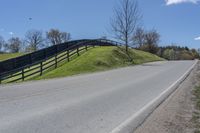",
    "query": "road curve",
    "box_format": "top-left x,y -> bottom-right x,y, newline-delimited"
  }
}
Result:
0,61 -> 196,133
